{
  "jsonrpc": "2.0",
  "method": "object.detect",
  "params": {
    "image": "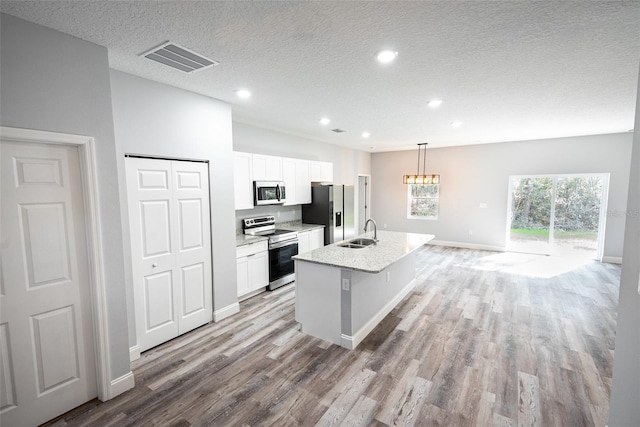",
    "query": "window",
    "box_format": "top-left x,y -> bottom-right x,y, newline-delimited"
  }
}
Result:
408,184 -> 439,219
